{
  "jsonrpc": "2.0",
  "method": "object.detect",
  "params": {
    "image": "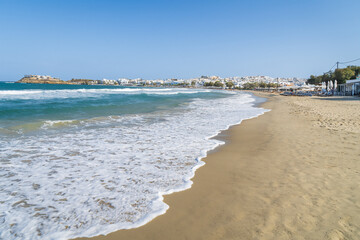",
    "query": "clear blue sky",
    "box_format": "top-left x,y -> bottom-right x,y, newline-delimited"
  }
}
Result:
0,0 -> 359,81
